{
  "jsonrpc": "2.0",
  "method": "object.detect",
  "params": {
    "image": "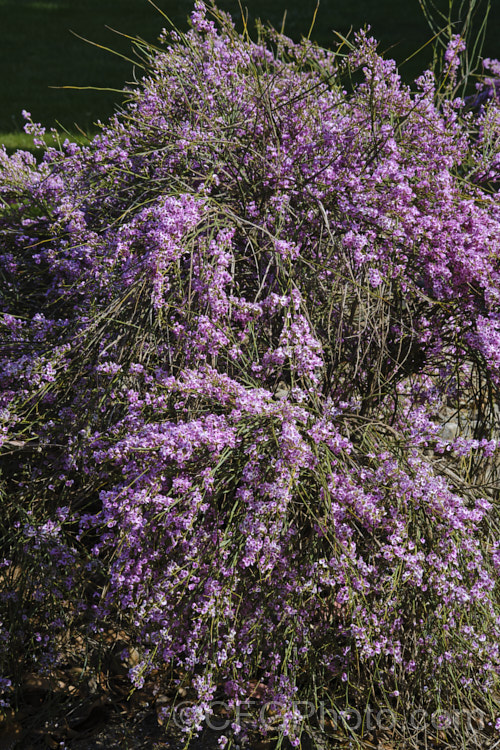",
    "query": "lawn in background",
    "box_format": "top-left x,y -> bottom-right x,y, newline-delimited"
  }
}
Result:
0,0 -> 499,150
